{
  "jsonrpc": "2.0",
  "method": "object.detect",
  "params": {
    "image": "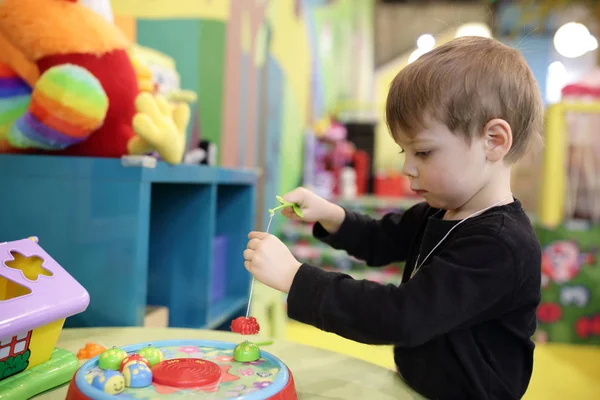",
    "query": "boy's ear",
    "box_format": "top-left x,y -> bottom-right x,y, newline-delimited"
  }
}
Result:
482,118 -> 512,162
